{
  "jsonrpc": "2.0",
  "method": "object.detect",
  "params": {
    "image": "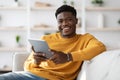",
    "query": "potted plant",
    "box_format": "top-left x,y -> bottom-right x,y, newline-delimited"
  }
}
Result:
15,0 -> 18,2
70,0 -> 75,7
91,0 -> 104,6
44,32 -> 51,35
16,35 -> 21,47
118,19 -> 120,24
63,0 -> 67,5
